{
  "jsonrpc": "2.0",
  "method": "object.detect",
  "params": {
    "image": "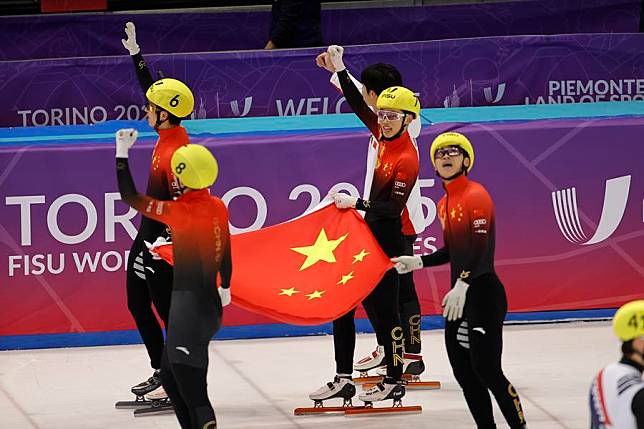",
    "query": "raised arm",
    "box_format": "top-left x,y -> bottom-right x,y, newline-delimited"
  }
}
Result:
327,46 -> 379,137
121,22 -> 154,95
